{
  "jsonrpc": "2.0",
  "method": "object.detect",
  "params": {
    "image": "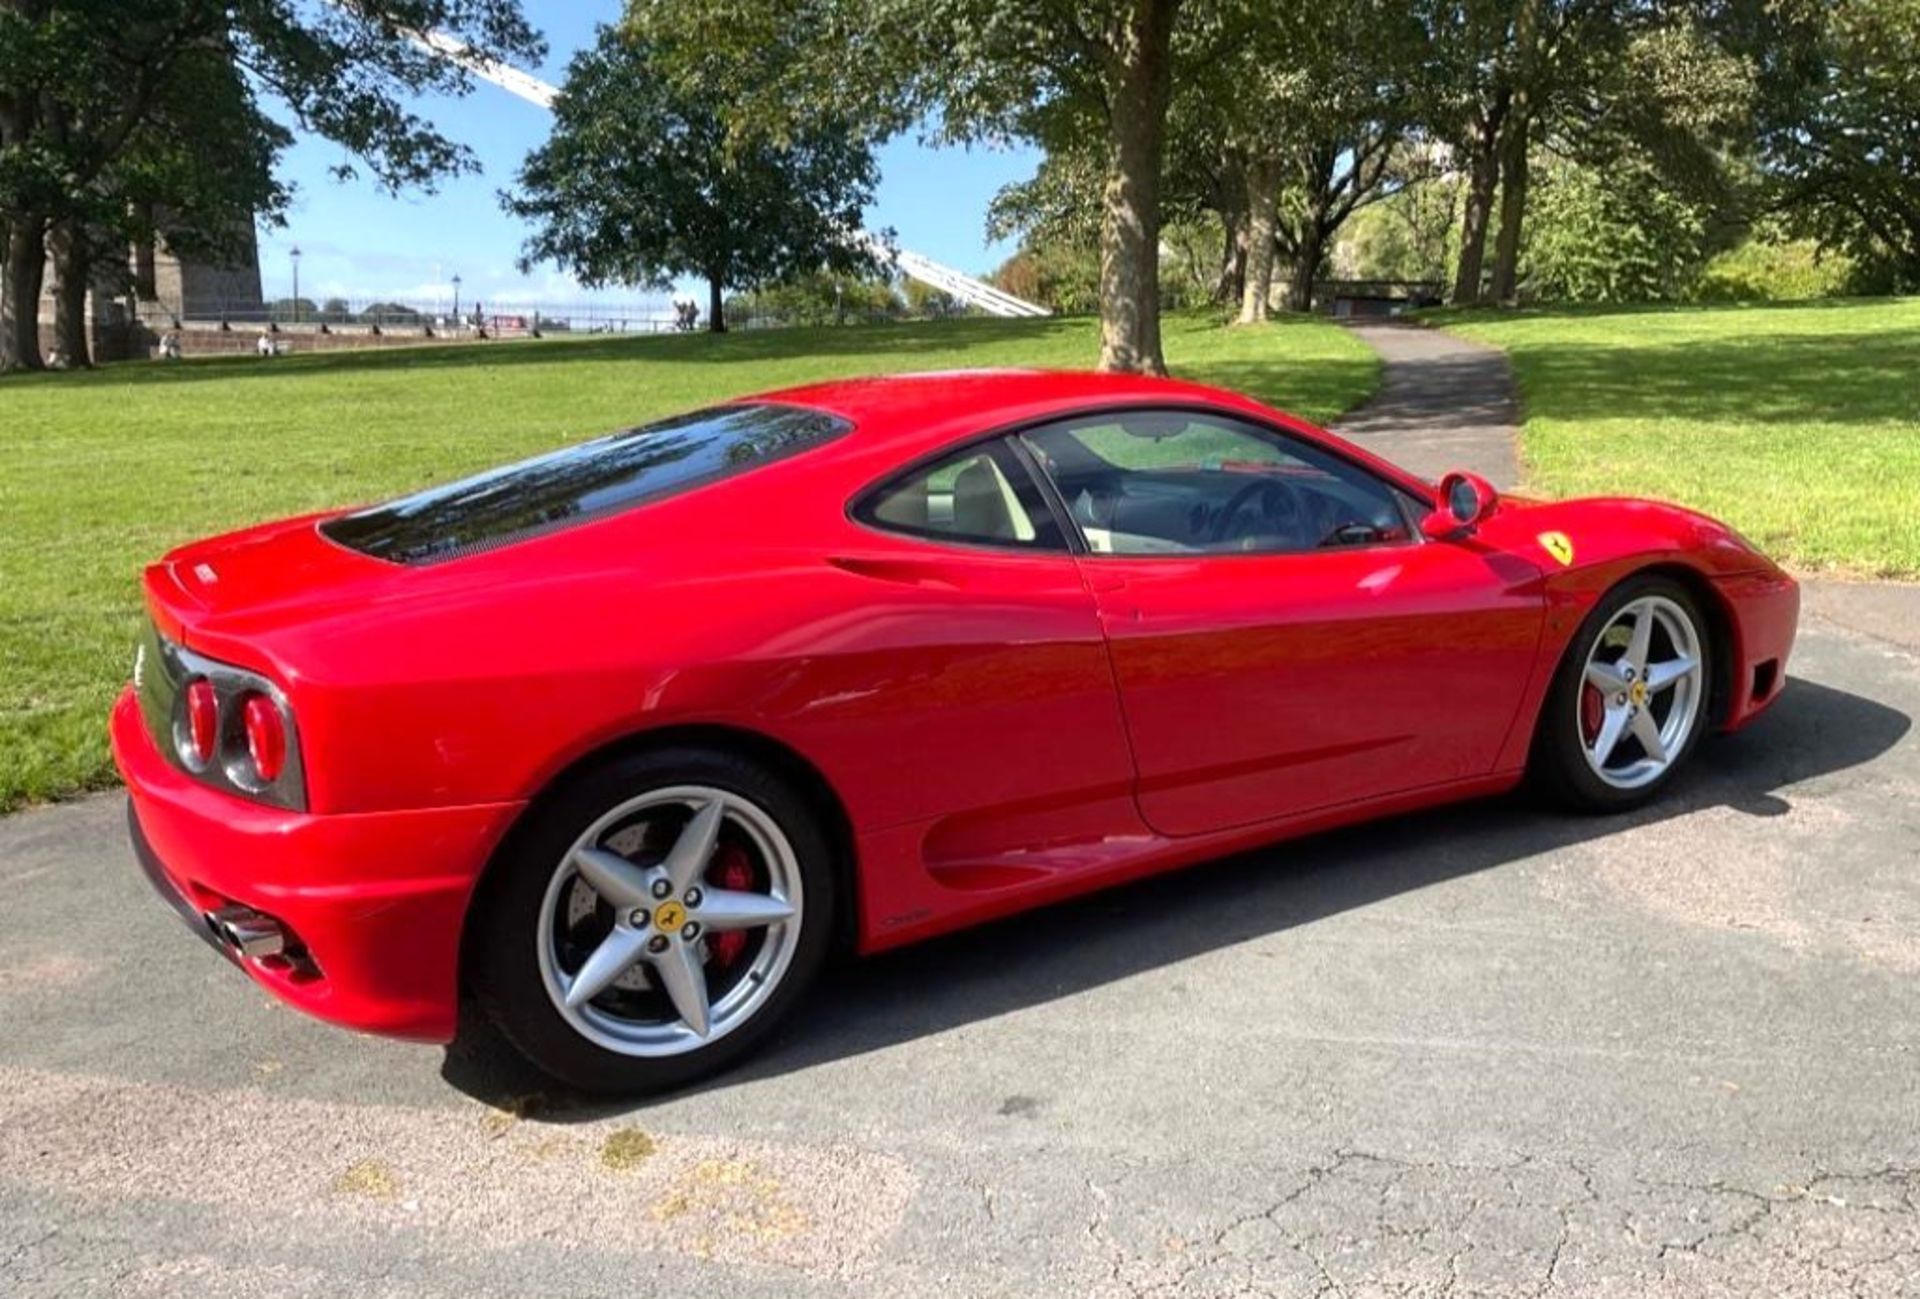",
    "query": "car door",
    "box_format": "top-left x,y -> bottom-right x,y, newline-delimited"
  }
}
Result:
1018,408 -> 1546,838
834,435 -> 1140,843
